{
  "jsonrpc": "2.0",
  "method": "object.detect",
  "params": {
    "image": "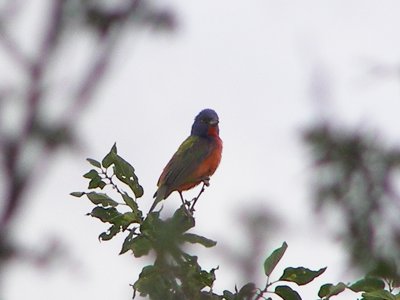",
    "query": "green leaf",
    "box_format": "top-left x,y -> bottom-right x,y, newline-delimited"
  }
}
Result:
199,291 -> 223,300
99,225 -> 120,241
102,143 -> 117,168
87,158 -> 101,168
280,267 -> 327,285
182,233 -> 217,248
350,277 -> 385,293
133,265 -> 168,297
88,175 -> 106,189
129,236 -> 152,257
171,206 -> 195,232
70,191 -> 85,197
275,285 -> 302,300
100,143 -> 144,198
113,155 -> 144,198
318,282 -> 347,298
362,290 -> 397,300
222,290 -> 235,300
197,269 -> 217,288
120,229 -> 137,255
140,211 -> 161,236
238,282 -> 256,298
120,211 -> 141,229
86,192 -> 118,207
264,241 -> 288,276
176,254 -> 218,292
83,169 -> 98,179
89,206 -> 120,223
122,192 -> 139,212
